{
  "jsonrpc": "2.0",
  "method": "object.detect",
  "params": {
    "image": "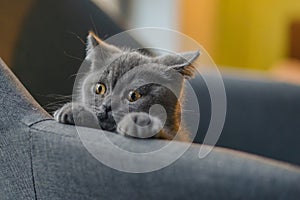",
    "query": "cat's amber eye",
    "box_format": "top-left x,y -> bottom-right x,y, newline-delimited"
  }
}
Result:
128,90 -> 141,102
95,83 -> 106,95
